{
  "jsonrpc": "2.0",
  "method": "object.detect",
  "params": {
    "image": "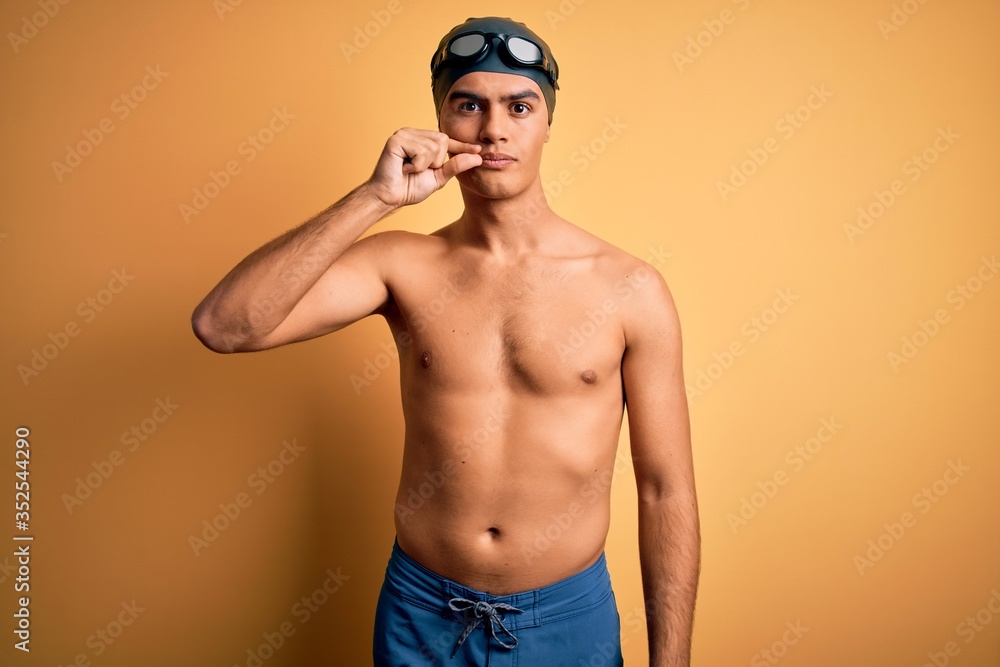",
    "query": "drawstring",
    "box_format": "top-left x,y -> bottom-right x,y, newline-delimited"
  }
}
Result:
448,597 -> 524,657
